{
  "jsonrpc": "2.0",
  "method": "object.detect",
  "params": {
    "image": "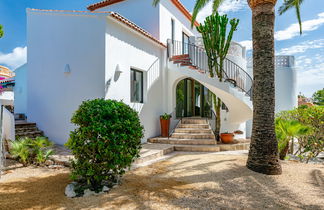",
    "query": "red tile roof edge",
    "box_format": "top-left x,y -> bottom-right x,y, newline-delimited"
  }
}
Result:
87,0 -> 199,27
